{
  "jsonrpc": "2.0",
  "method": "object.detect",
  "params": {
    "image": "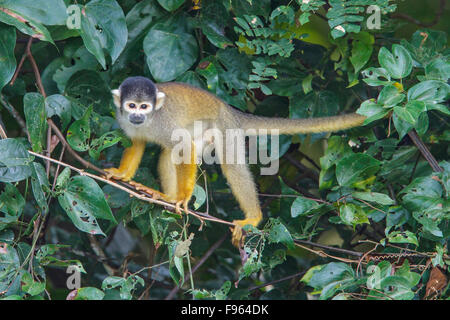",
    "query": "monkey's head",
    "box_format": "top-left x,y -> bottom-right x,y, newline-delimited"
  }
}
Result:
111,76 -> 166,126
